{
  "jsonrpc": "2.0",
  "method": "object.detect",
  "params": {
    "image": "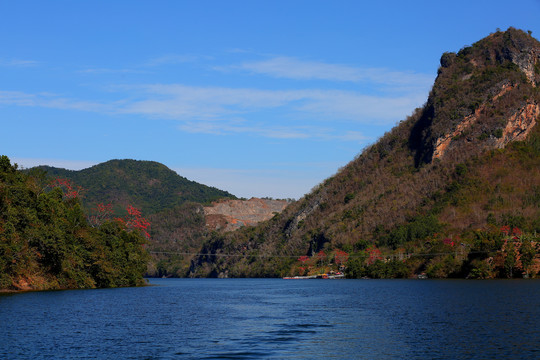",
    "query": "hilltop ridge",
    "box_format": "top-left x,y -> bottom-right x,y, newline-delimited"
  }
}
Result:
411,27 -> 539,165
36,159 -> 236,214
